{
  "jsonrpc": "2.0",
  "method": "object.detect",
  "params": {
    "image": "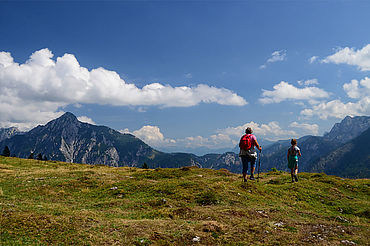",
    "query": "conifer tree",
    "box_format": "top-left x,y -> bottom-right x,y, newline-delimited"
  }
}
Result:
142,162 -> 149,169
2,146 -> 10,157
28,152 -> 34,159
37,153 -> 43,160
